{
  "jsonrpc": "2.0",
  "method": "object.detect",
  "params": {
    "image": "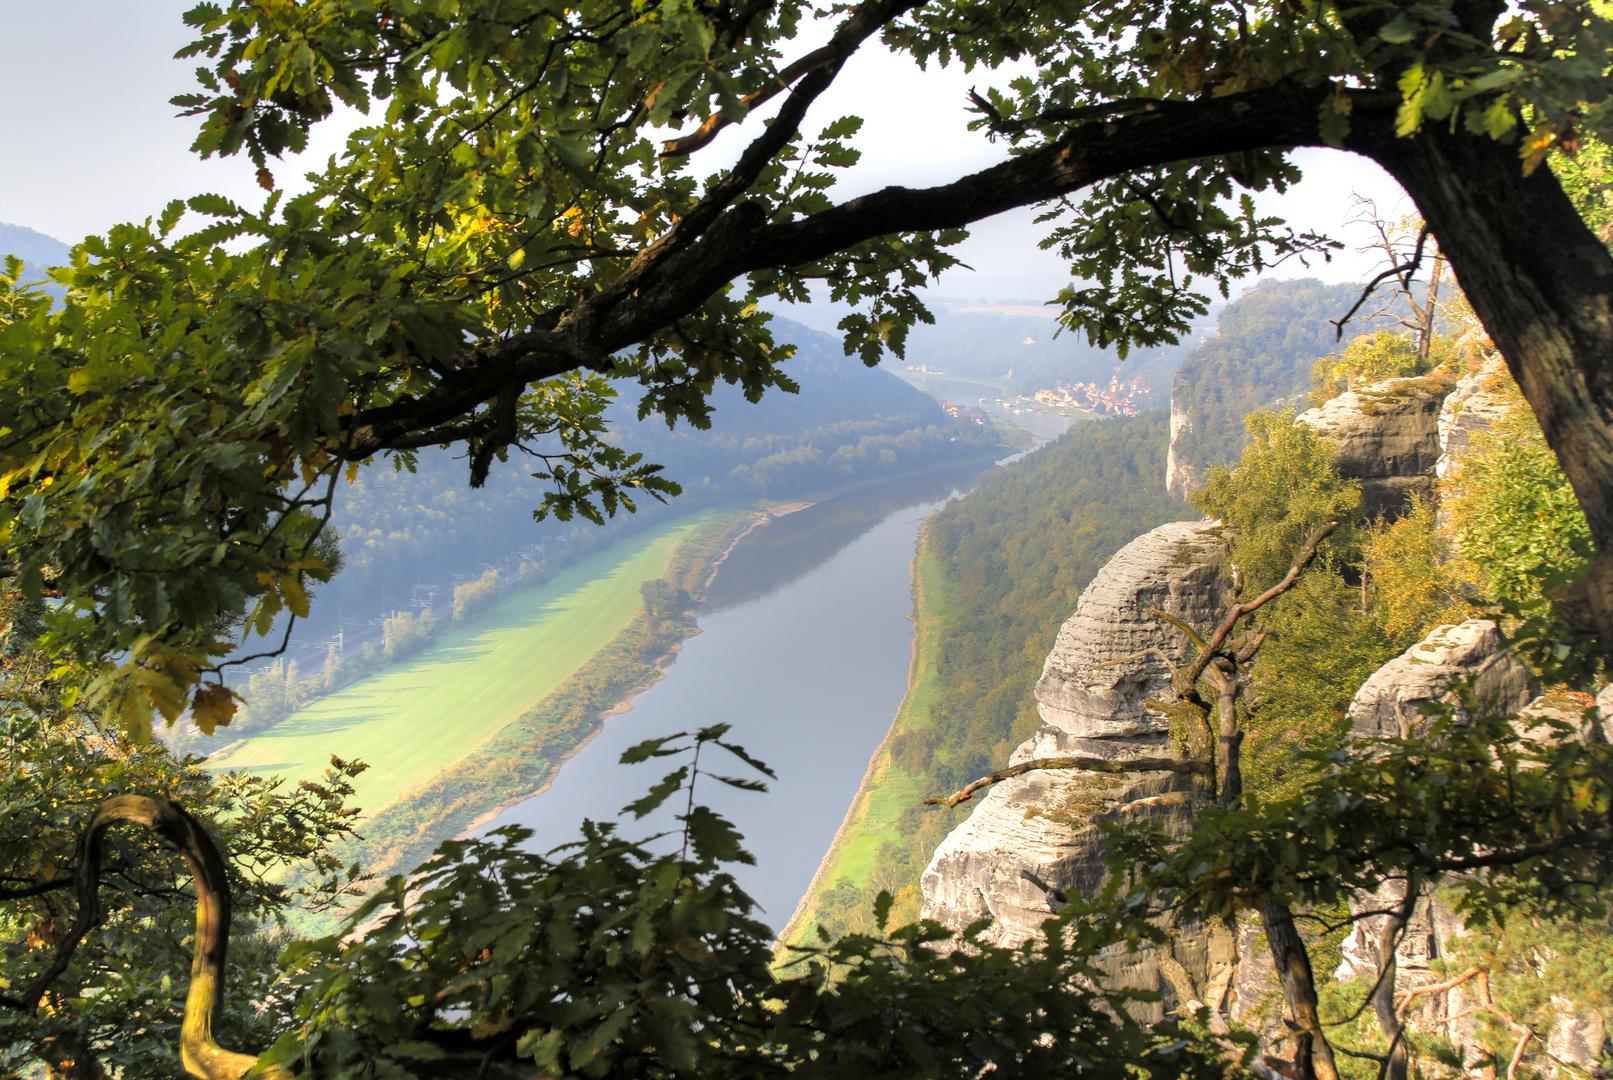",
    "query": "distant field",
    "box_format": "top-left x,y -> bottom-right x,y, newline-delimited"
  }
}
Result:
208,515 -> 707,818
891,371 -> 1017,398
